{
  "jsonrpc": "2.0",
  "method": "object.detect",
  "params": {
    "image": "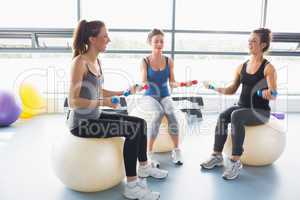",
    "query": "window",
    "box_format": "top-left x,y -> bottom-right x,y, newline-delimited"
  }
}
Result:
0,38 -> 31,48
108,32 -> 172,51
267,0 -> 300,33
175,33 -> 249,52
82,0 -> 172,29
0,0 -> 76,28
176,0 -> 261,31
0,0 -> 299,98
100,54 -> 146,91
270,42 -> 300,52
38,38 -> 73,48
268,56 -> 300,94
0,53 -> 71,93
174,54 -> 245,87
